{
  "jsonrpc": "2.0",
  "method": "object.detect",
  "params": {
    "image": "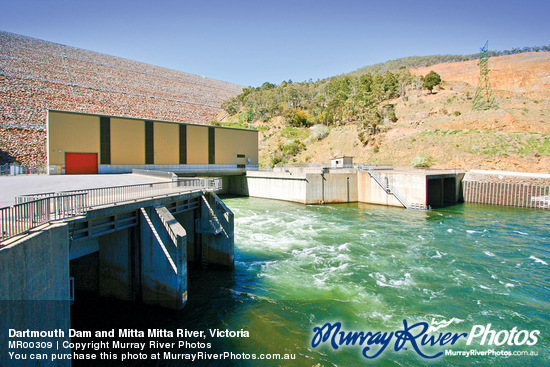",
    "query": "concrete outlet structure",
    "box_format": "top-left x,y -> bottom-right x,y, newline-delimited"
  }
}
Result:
358,169 -> 464,209
230,167 -> 464,208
